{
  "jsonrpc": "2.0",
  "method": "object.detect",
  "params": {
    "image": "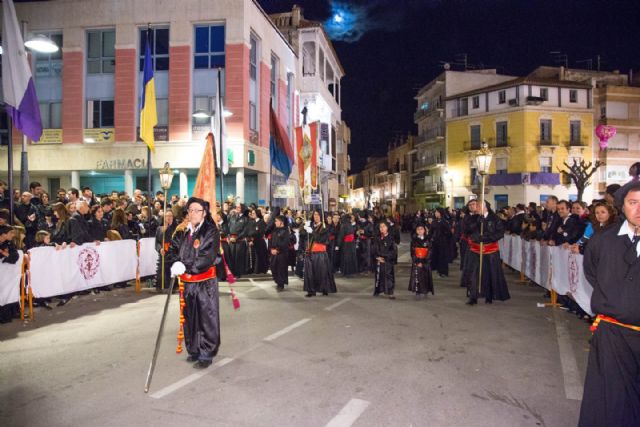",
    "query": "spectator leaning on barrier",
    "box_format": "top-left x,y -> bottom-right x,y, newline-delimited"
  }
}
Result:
579,180 -> 640,427
68,201 -> 95,247
549,200 -> 584,247
573,202 -> 617,255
